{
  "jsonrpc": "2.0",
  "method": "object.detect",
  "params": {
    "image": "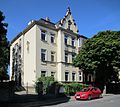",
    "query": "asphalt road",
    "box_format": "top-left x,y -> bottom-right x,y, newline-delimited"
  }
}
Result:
44,95 -> 120,107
